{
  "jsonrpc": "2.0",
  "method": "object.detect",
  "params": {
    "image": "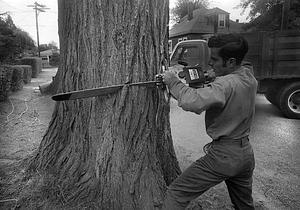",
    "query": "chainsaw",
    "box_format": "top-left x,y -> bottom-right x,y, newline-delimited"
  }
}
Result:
51,66 -> 214,101
177,62 -> 214,88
